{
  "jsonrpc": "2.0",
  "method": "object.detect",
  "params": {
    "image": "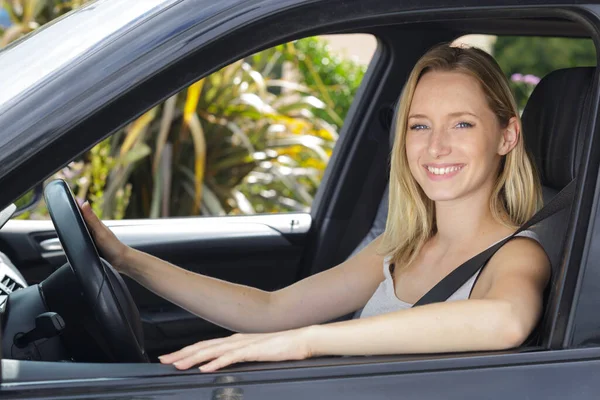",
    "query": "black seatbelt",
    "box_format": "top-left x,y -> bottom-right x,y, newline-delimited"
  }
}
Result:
413,178 -> 576,307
